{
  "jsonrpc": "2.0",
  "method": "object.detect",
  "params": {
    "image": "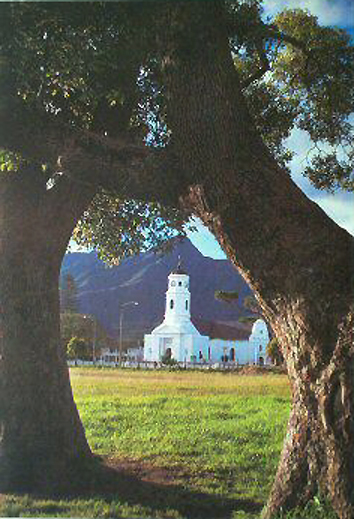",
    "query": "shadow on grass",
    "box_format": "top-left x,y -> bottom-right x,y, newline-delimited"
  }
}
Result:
31,456 -> 263,519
